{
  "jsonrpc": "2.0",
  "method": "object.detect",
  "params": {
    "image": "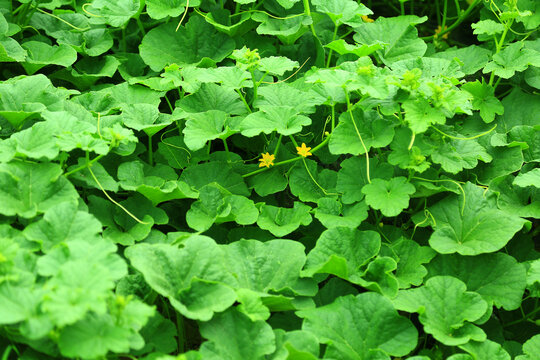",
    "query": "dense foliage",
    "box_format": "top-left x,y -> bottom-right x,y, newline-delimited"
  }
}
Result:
1,0 -> 539,359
